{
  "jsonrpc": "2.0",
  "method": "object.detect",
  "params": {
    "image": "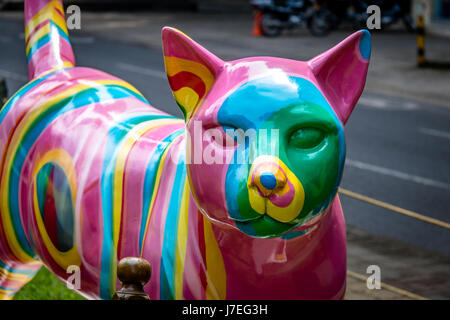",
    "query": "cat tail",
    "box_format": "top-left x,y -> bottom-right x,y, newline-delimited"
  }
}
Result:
24,0 -> 76,80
